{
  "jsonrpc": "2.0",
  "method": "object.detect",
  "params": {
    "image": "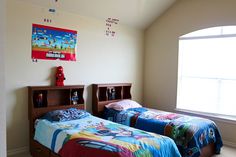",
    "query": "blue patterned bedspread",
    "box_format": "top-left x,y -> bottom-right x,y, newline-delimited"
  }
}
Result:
104,107 -> 223,157
34,115 -> 181,157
